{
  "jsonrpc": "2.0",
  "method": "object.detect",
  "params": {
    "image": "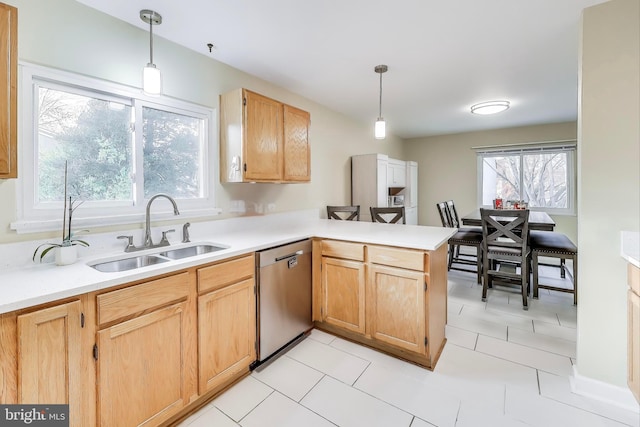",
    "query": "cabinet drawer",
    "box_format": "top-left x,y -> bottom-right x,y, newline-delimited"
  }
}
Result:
322,240 -> 365,261
629,264 -> 640,296
368,245 -> 425,272
198,254 -> 254,294
97,272 -> 190,327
